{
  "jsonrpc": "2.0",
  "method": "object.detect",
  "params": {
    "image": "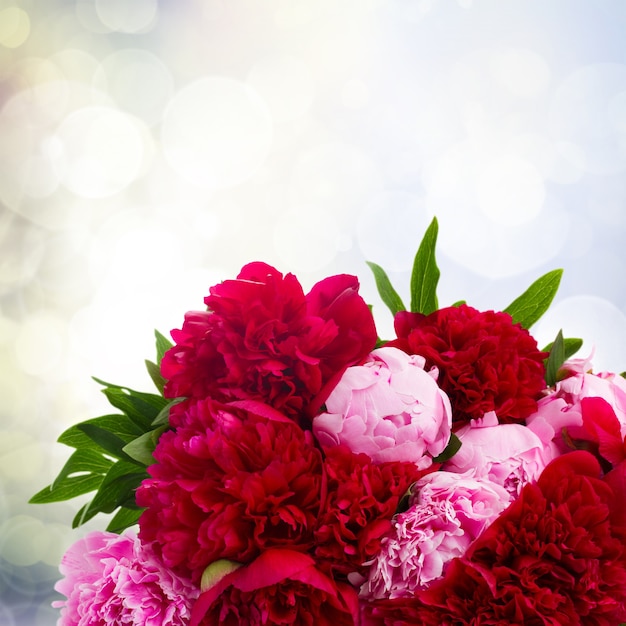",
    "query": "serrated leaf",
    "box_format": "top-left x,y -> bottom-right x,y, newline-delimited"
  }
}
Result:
145,359 -> 166,395
29,474 -> 104,504
503,268 -> 563,329
366,261 -> 406,316
155,329 -> 173,364
122,426 -> 168,466
432,433 -> 462,463
410,217 -> 440,315
106,506 -> 144,534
